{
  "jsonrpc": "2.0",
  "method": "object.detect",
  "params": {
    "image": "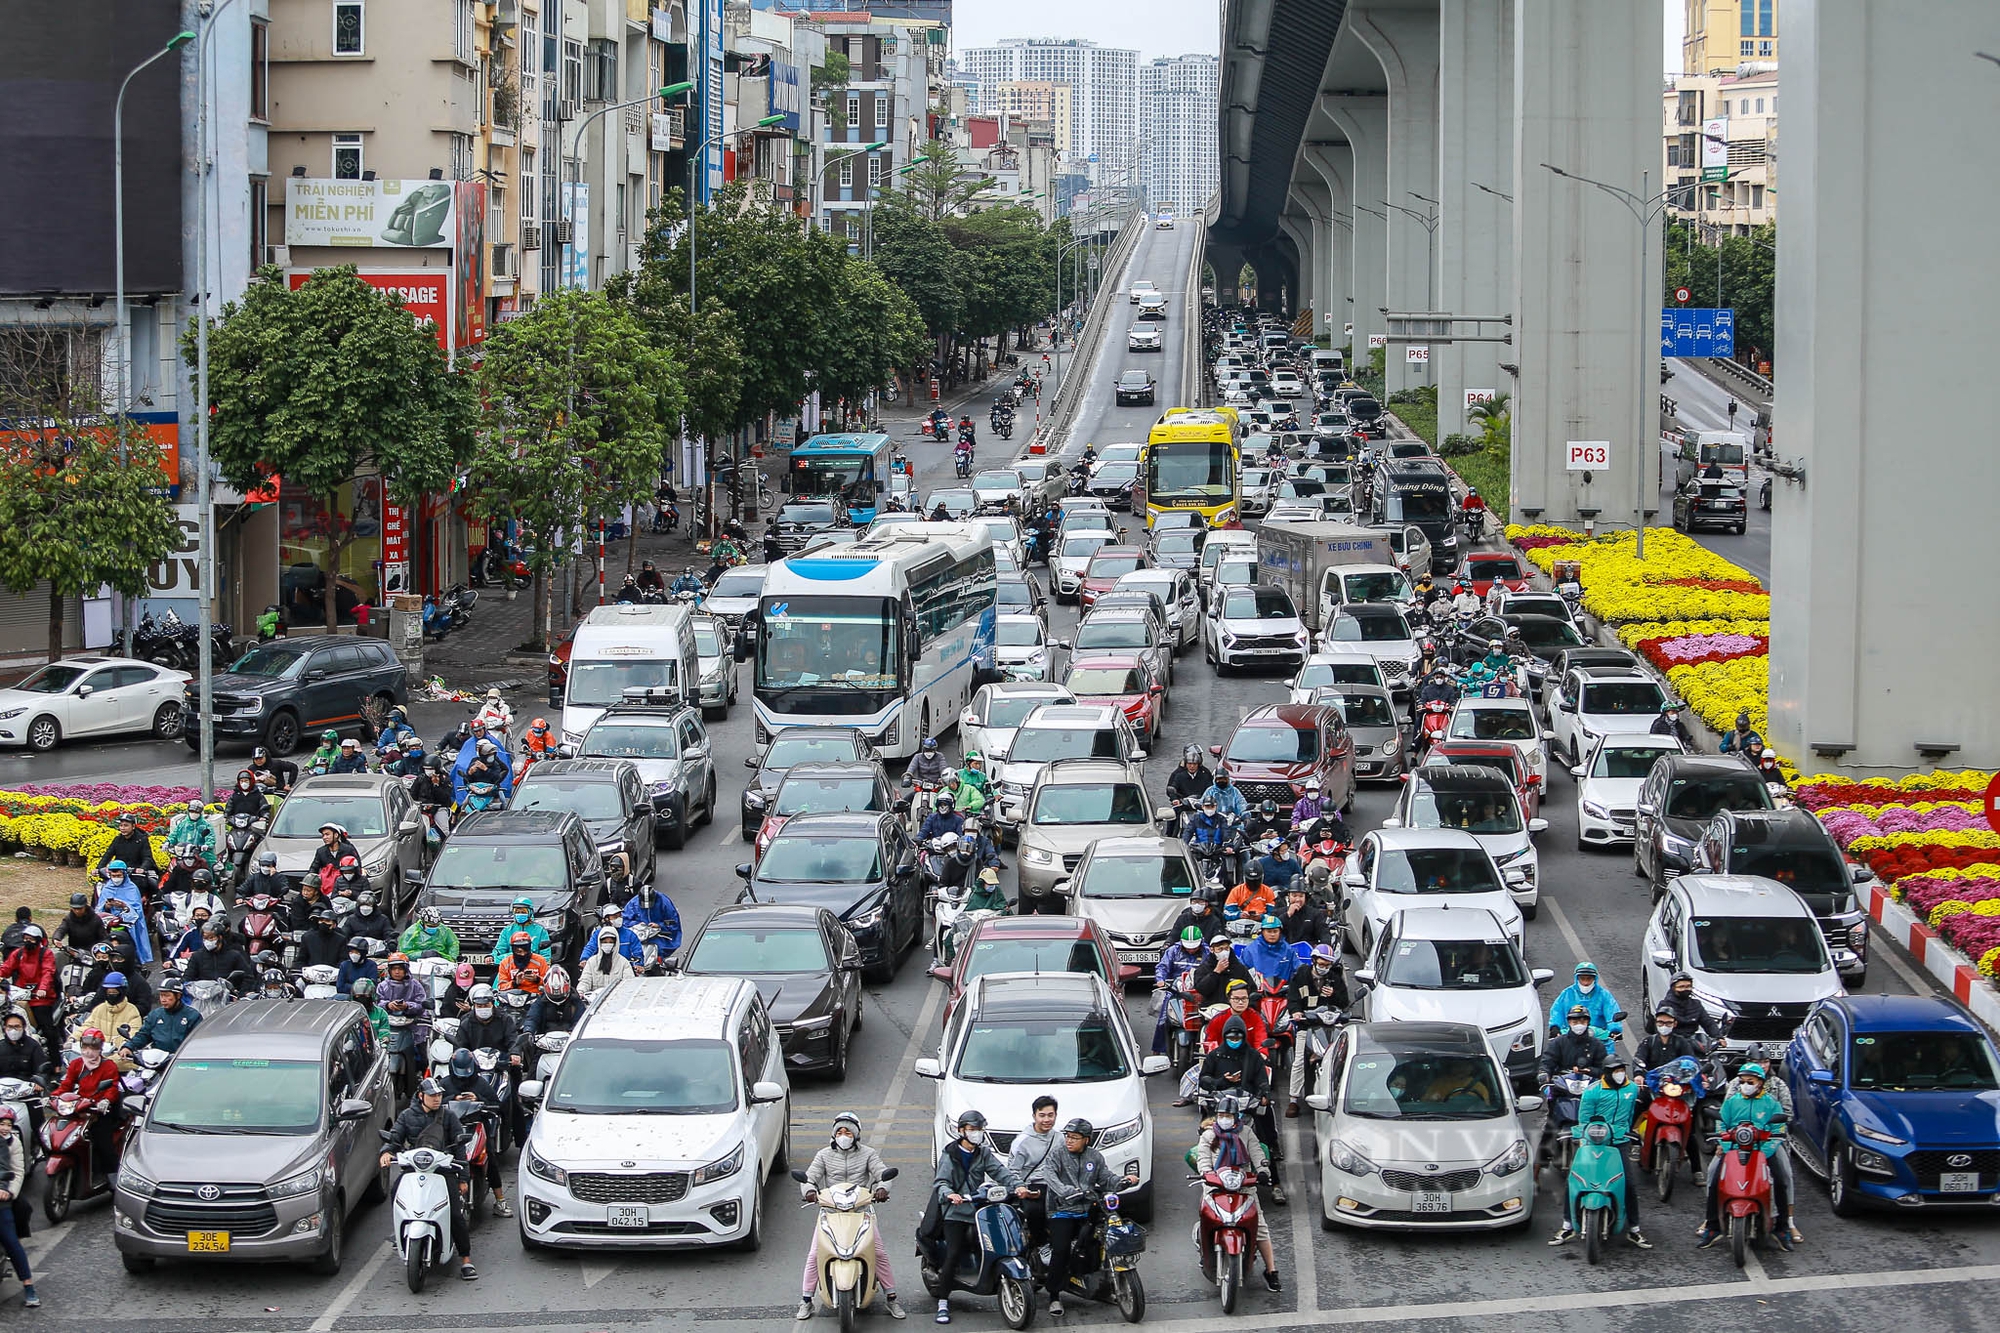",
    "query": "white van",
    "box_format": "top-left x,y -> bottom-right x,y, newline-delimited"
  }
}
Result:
558,603 -> 699,746
1310,348 -> 1346,378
